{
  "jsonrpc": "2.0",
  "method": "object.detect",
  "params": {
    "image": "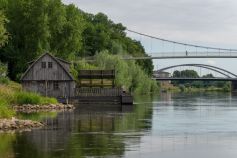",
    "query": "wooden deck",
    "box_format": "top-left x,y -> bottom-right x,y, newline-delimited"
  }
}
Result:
59,88 -> 133,105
